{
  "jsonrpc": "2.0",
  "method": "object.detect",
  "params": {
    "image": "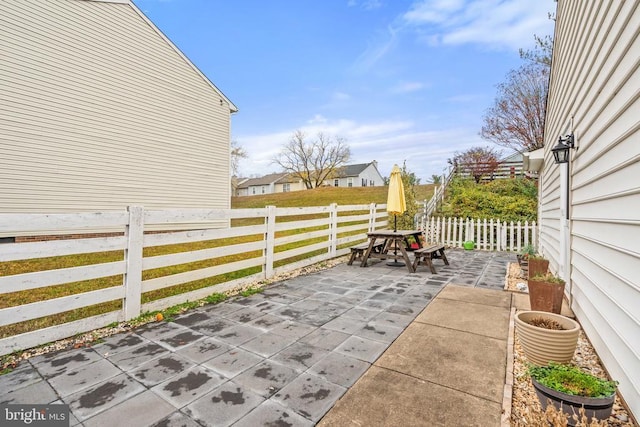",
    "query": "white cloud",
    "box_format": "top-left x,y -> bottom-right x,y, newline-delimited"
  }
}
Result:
332,91 -> 351,101
347,0 -> 383,10
235,116 -> 483,180
403,0 -> 555,51
351,25 -> 398,72
390,81 -> 426,93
